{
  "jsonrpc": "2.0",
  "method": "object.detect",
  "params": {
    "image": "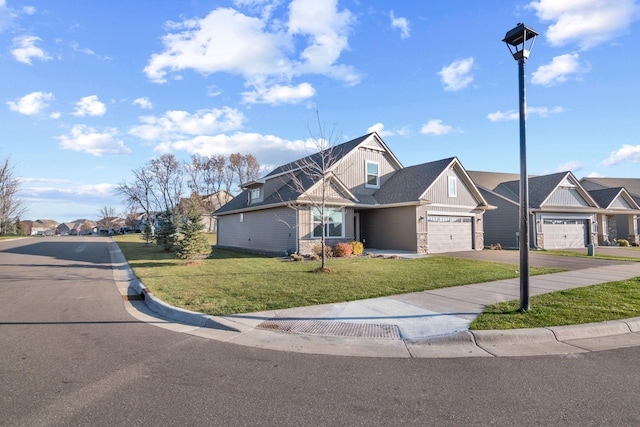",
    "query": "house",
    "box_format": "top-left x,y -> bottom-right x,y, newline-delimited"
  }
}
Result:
469,171 -> 604,249
31,219 -> 59,236
580,177 -> 640,245
179,191 -> 234,232
214,132 -> 490,255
